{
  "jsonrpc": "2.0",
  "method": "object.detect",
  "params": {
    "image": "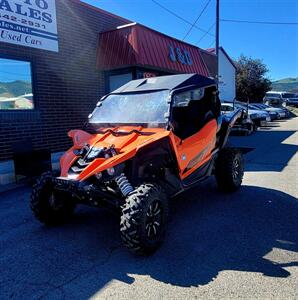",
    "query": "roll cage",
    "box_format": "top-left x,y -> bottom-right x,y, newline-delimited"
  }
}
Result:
88,74 -> 220,133
89,83 -> 220,138
168,84 -> 220,139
